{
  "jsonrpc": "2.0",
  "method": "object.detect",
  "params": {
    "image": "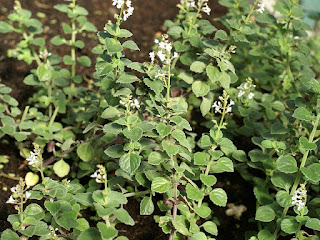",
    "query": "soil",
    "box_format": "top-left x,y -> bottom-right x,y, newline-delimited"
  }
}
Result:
0,0 -> 257,239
